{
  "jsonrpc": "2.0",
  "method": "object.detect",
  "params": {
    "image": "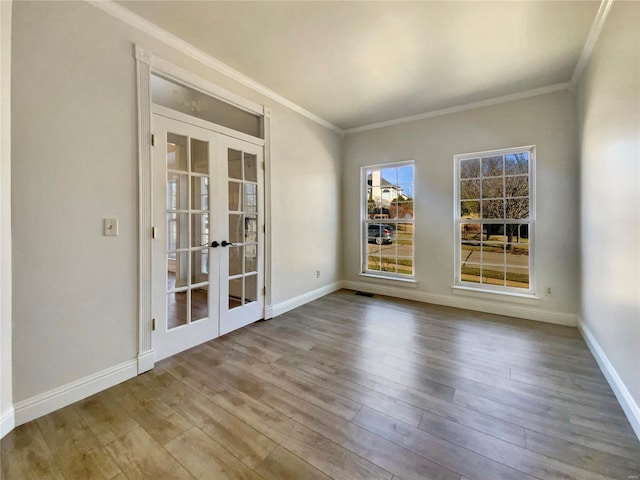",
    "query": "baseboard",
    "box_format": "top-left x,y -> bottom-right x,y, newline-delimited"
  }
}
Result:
342,280 -> 577,326
1,406 -> 15,438
137,350 -> 155,374
578,318 -> 640,441
13,359 -> 138,427
267,282 -> 342,318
